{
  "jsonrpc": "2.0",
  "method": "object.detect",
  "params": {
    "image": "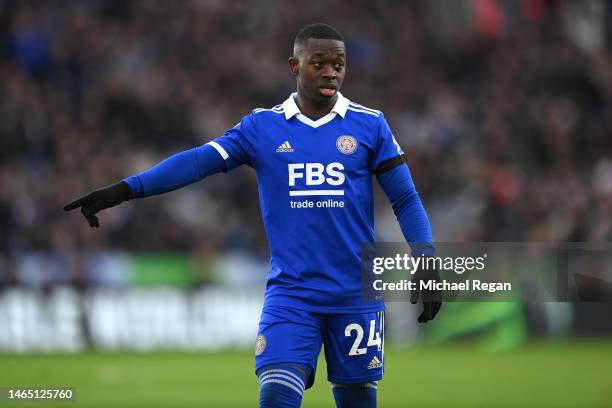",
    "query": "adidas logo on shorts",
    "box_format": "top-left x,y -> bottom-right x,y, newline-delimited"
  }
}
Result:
368,355 -> 382,370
